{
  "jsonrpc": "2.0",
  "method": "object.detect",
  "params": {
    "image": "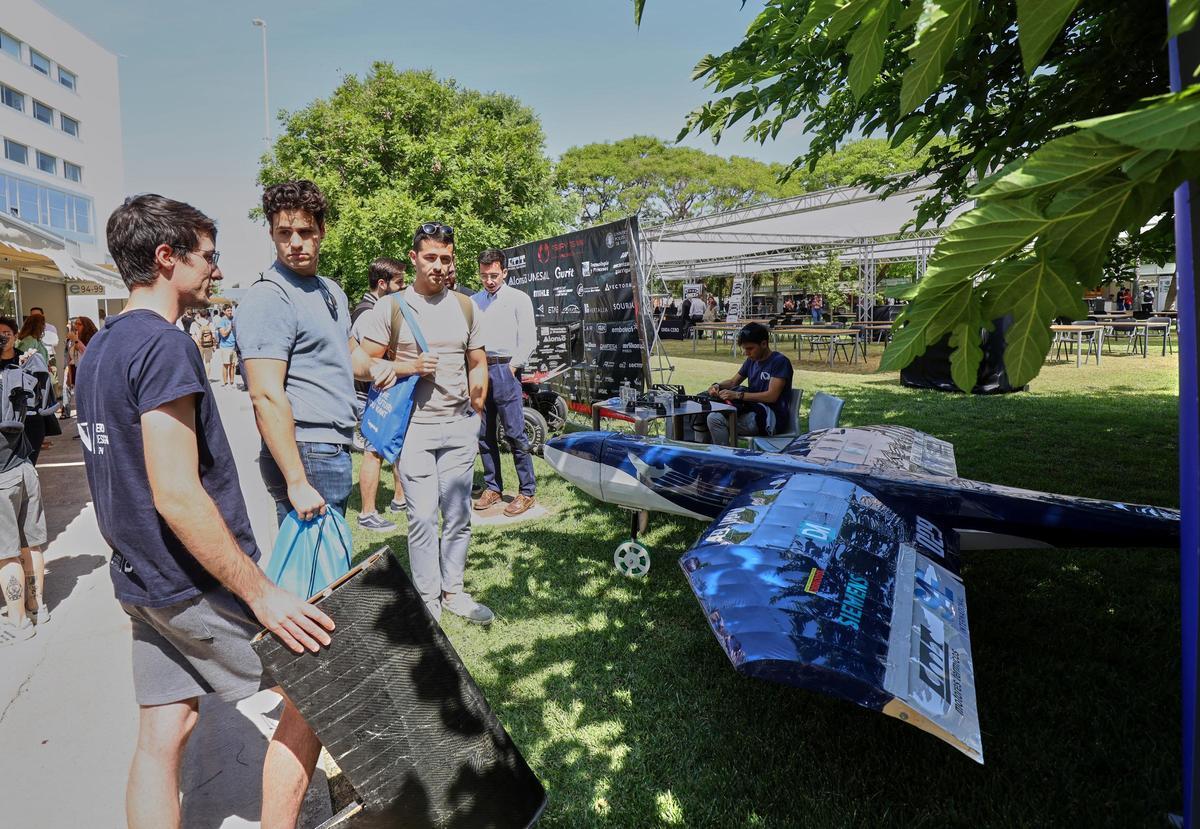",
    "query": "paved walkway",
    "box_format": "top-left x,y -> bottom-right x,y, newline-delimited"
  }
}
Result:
0,385 -> 331,828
